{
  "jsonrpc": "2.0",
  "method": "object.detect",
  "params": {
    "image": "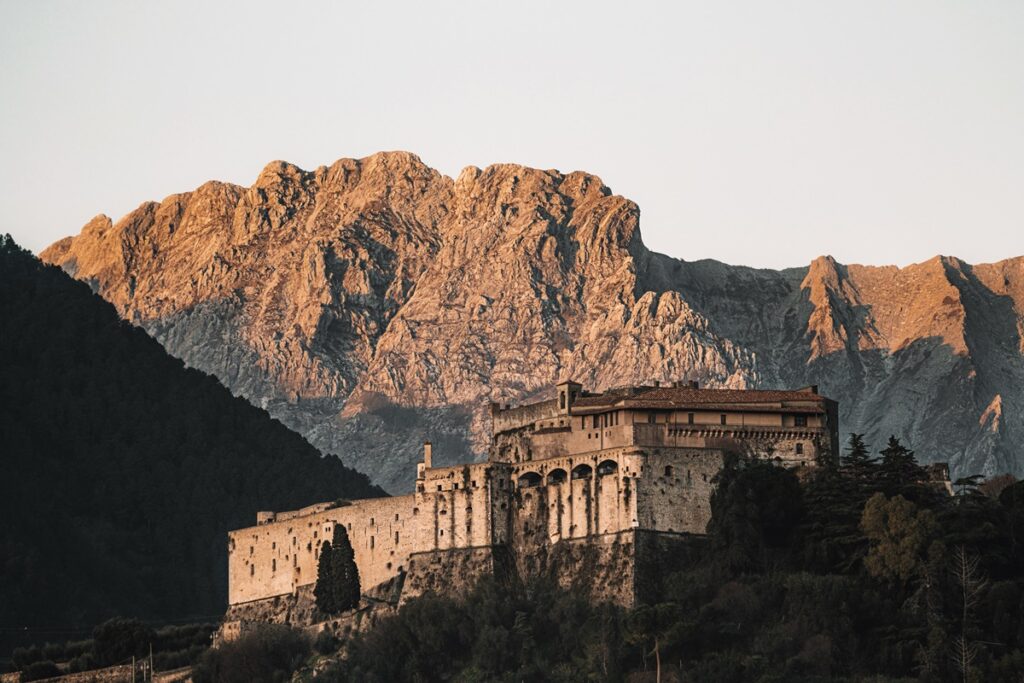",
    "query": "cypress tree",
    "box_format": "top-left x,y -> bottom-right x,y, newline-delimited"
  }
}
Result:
330,525 -> 361,611
314,540 -> 335,614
